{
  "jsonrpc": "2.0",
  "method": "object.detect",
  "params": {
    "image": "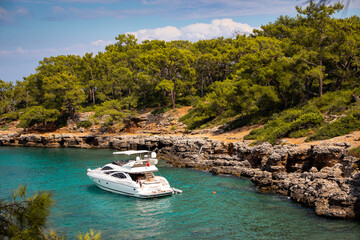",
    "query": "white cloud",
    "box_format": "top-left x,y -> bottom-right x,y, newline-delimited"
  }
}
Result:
0,19 -> 252,58
51,6 -> 66,14
128,26 -> 182,42
90,39 -> 115,46
0,47 -> 43,55
0,39 -> 114,57
0,6 -> 30,23
16,8 -> 30,16
15,47 -> 27,53
128,18 -> 254,42
0,7 -> 7,16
